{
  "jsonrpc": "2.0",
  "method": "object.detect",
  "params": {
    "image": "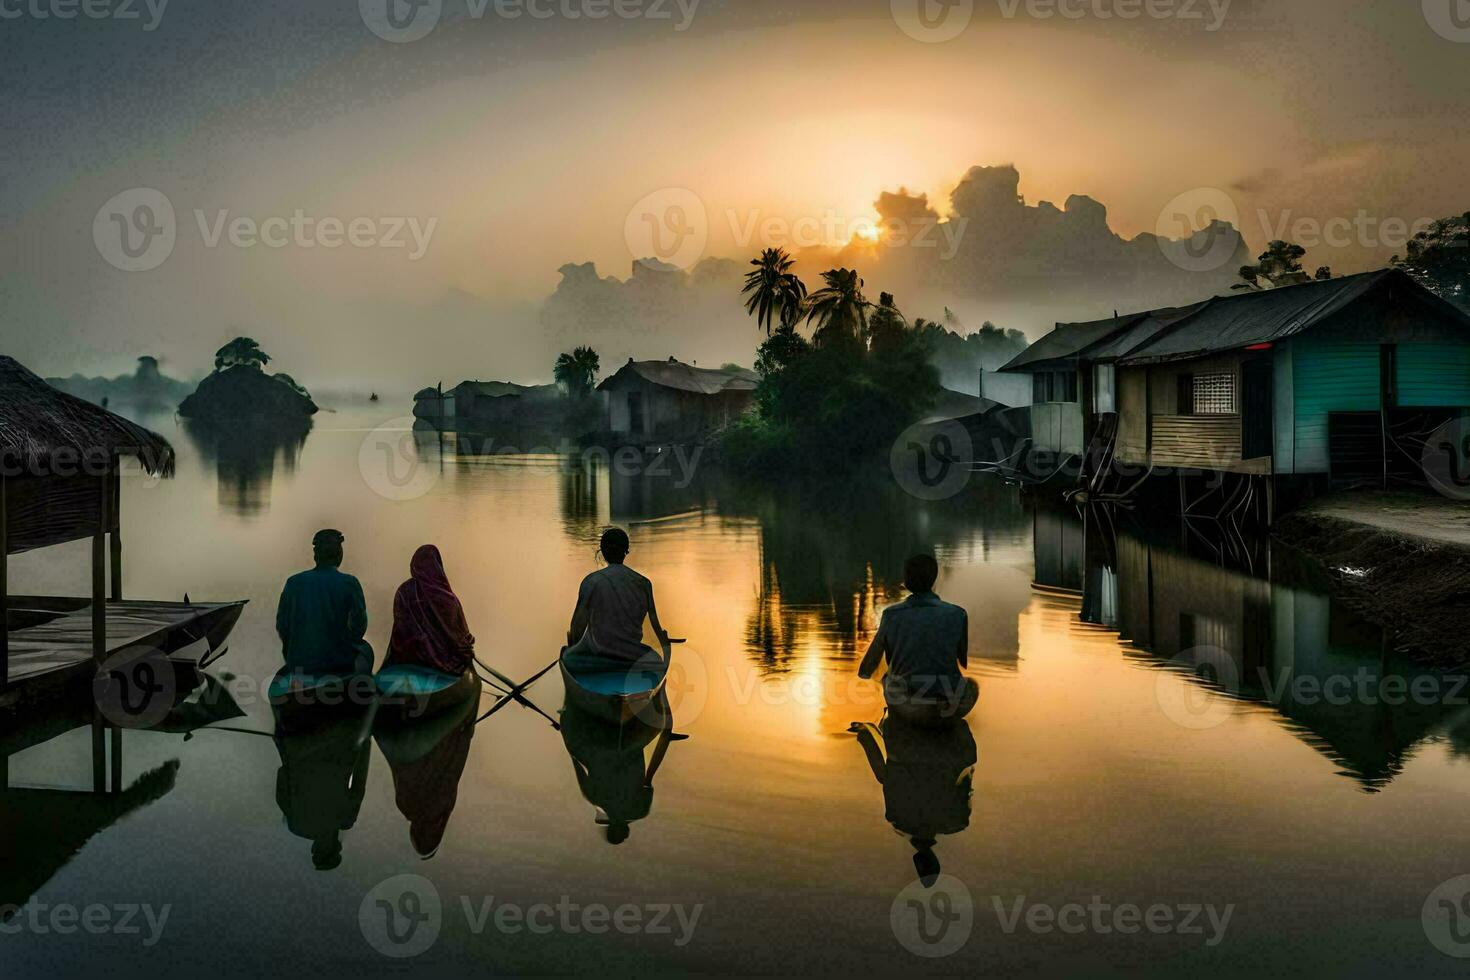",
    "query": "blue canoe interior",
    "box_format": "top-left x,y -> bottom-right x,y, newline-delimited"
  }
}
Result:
374,664 -> 466,698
